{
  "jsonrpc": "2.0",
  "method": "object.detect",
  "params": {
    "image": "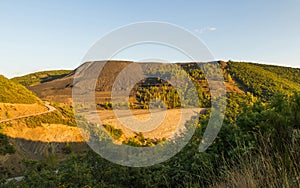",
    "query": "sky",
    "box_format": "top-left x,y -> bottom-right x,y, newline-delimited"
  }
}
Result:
0,0 -> 299,78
